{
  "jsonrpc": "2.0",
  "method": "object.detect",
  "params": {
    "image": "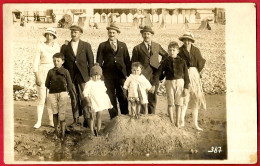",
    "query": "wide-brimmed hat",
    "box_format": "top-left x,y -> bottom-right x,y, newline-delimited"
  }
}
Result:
179,32 -> 195,43
140,26 -> 154,35
70,25 -> 83,33
106,23 -> 120,33
43,27 -> 57,39
90,63 -> 103,76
